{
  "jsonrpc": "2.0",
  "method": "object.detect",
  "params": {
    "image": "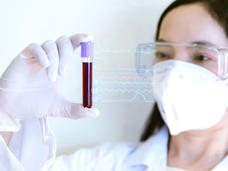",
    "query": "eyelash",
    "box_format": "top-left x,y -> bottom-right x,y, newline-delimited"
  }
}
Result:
155,52 -> 170,59
193,54 -> 211,62
155,52 -> 212,62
